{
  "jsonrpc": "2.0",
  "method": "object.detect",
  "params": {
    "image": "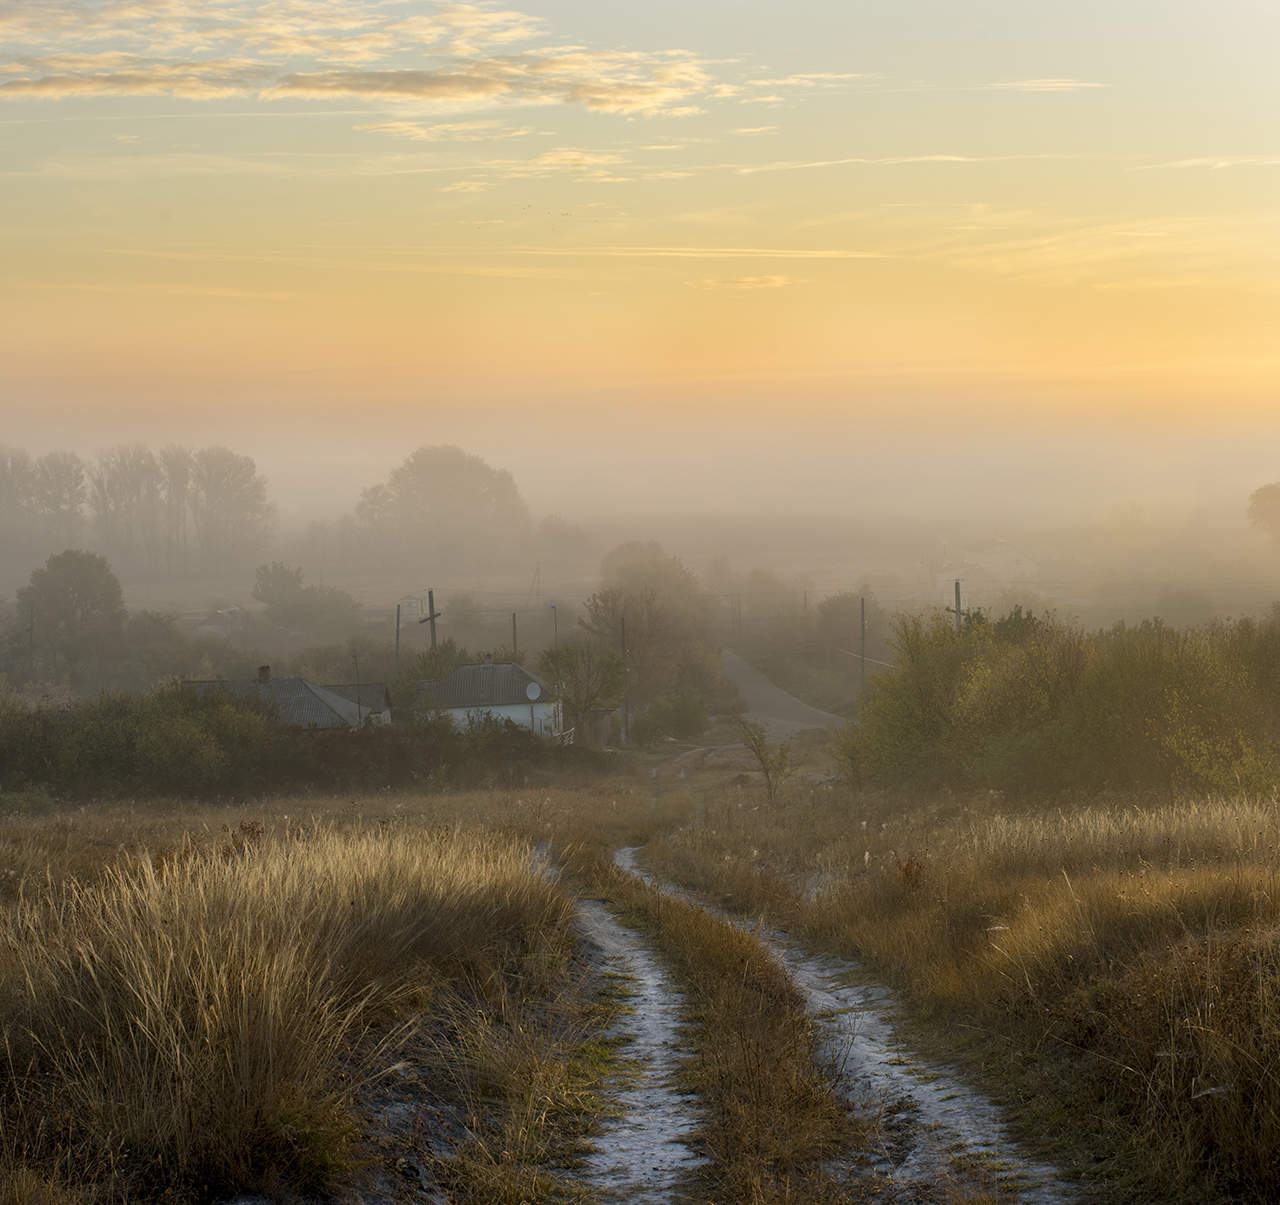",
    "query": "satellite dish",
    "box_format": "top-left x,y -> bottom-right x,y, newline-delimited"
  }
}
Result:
526,682 -> 542,701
